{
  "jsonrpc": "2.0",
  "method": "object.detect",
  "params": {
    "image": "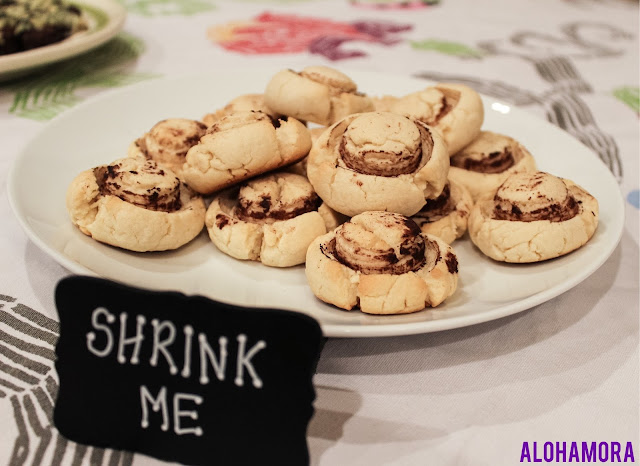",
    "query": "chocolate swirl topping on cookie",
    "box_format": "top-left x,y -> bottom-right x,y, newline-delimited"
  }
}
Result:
136,119 -> 206,160
427,86 -> 459,125
235,173 -> 322,223
338,113 -> 431,177
451,148 -> 514,174
268,114 -> 289,128
413,183 -> 455,223
330,212 -> 426,275
392,86 -> 460,126
450,131 -> 519,174
493,172 -> 579,222
94,158 -> 182,212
